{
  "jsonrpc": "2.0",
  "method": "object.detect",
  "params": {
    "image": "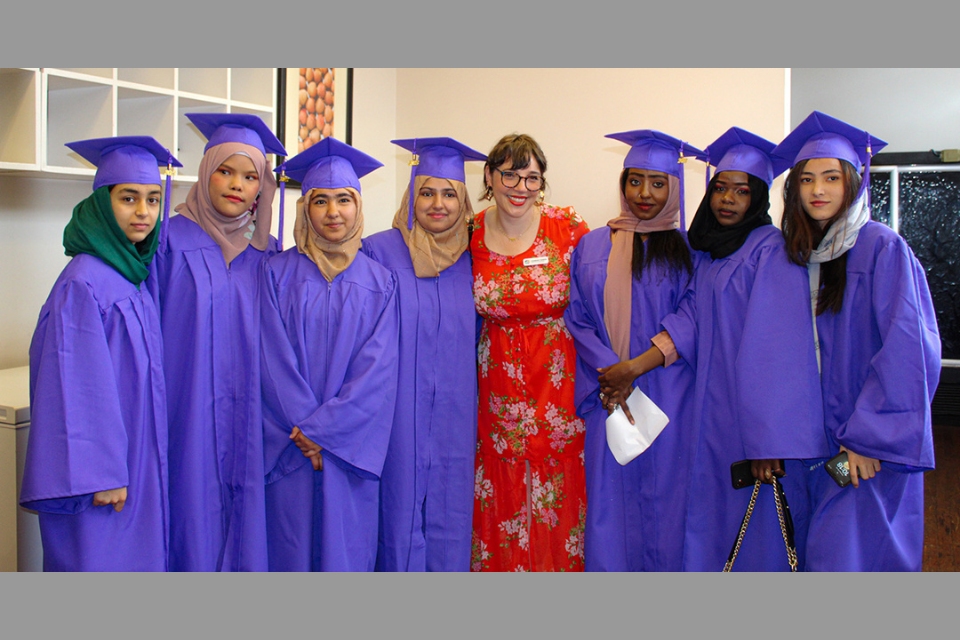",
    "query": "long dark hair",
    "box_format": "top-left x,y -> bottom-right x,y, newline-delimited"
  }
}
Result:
618,168 -> 693,281
781,158 -> 862,315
